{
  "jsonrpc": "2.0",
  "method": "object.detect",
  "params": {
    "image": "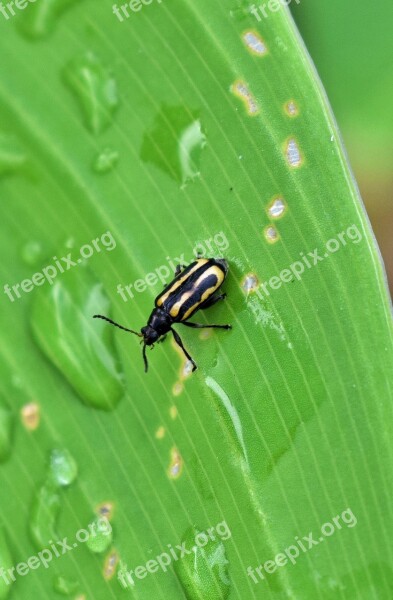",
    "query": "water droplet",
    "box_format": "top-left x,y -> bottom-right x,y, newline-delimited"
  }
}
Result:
30,265 -> 124,411
206,377 -> 249,469
30,482 -> 61,549
49,448 -> 78,487
0,528 -> 14,596
86,517 -> 113,554
241,273 -> 259,294
229,1 -> 253,20
0,404 -> 13,462
267,197 -> 287,218
231,80 -> 259,116
264,225 -> 279,243
53,575 -> 79,596
285,138 -> 303,168
30,448 -> 78,549
284,100 -> 299,117
167,447 -> 183,479
103,549 -> 119,580
63,53 -> 119,135
141,105 -> 206,188
175,526 -> 230,600
0,132 -> 27,177
93,148 -> 119,174
17,0 -> 79,39
20,402 -> 40,431
242,31 -> 268,56
155,426 -> 165,439
20,241 -> 46,267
